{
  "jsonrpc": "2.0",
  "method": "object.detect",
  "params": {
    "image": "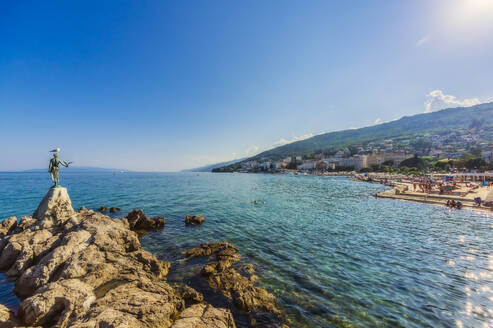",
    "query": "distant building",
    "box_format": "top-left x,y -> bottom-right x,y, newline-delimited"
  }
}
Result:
315,160 -> 328,170
299,160 -> 314,170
